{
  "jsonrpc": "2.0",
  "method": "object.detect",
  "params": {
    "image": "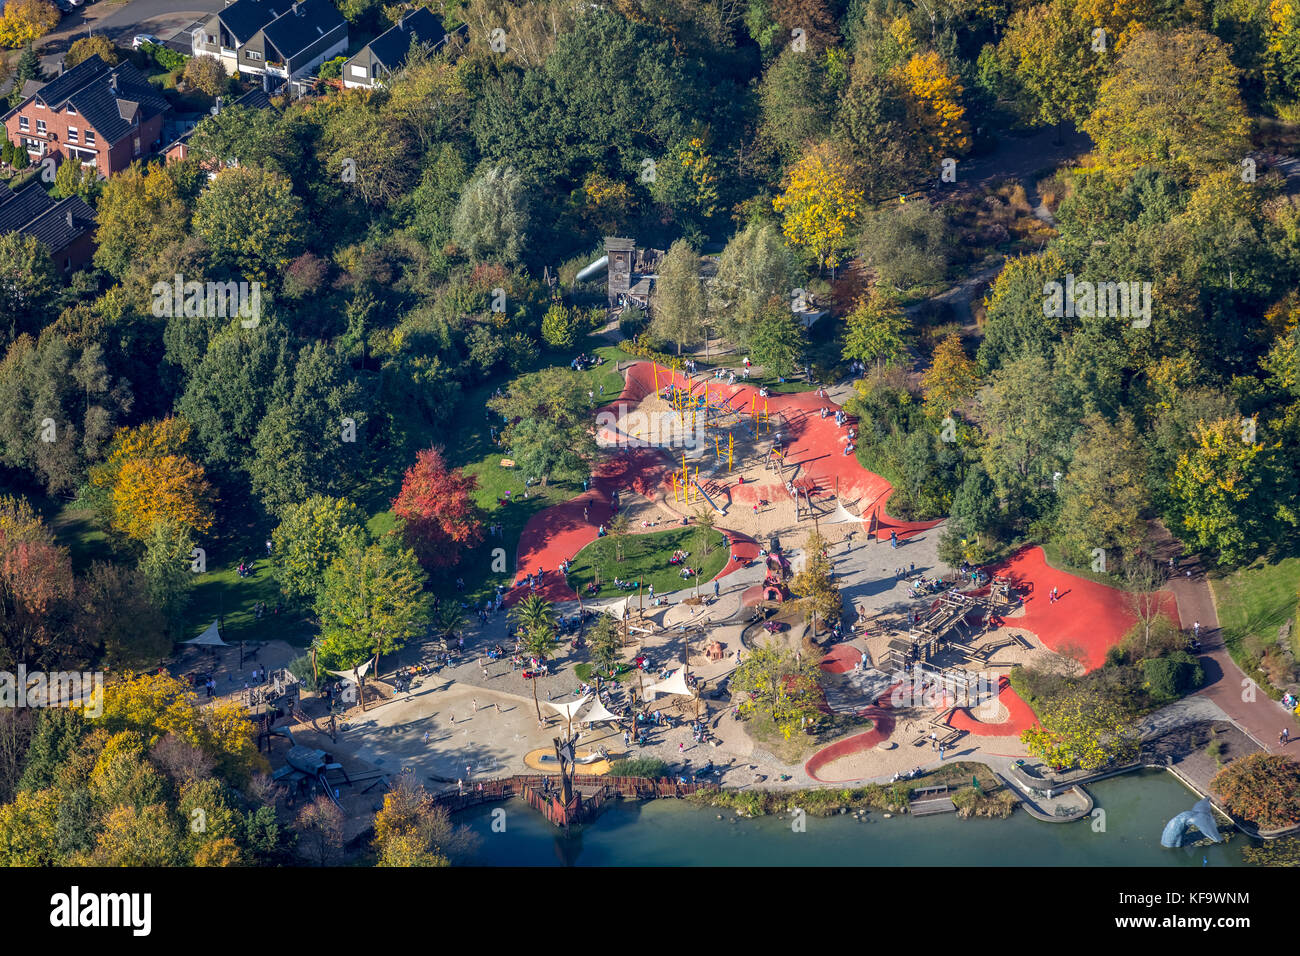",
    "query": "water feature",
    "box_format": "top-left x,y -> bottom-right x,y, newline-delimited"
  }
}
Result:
458,770 -> 1251,866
